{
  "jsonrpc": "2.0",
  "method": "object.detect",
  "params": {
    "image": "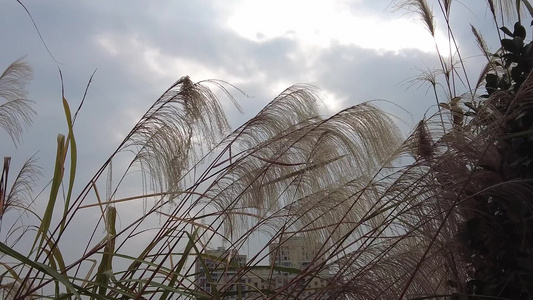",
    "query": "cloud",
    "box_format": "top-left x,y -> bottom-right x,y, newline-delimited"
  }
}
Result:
0,0 -> 505,270
222,0 -> 449,54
